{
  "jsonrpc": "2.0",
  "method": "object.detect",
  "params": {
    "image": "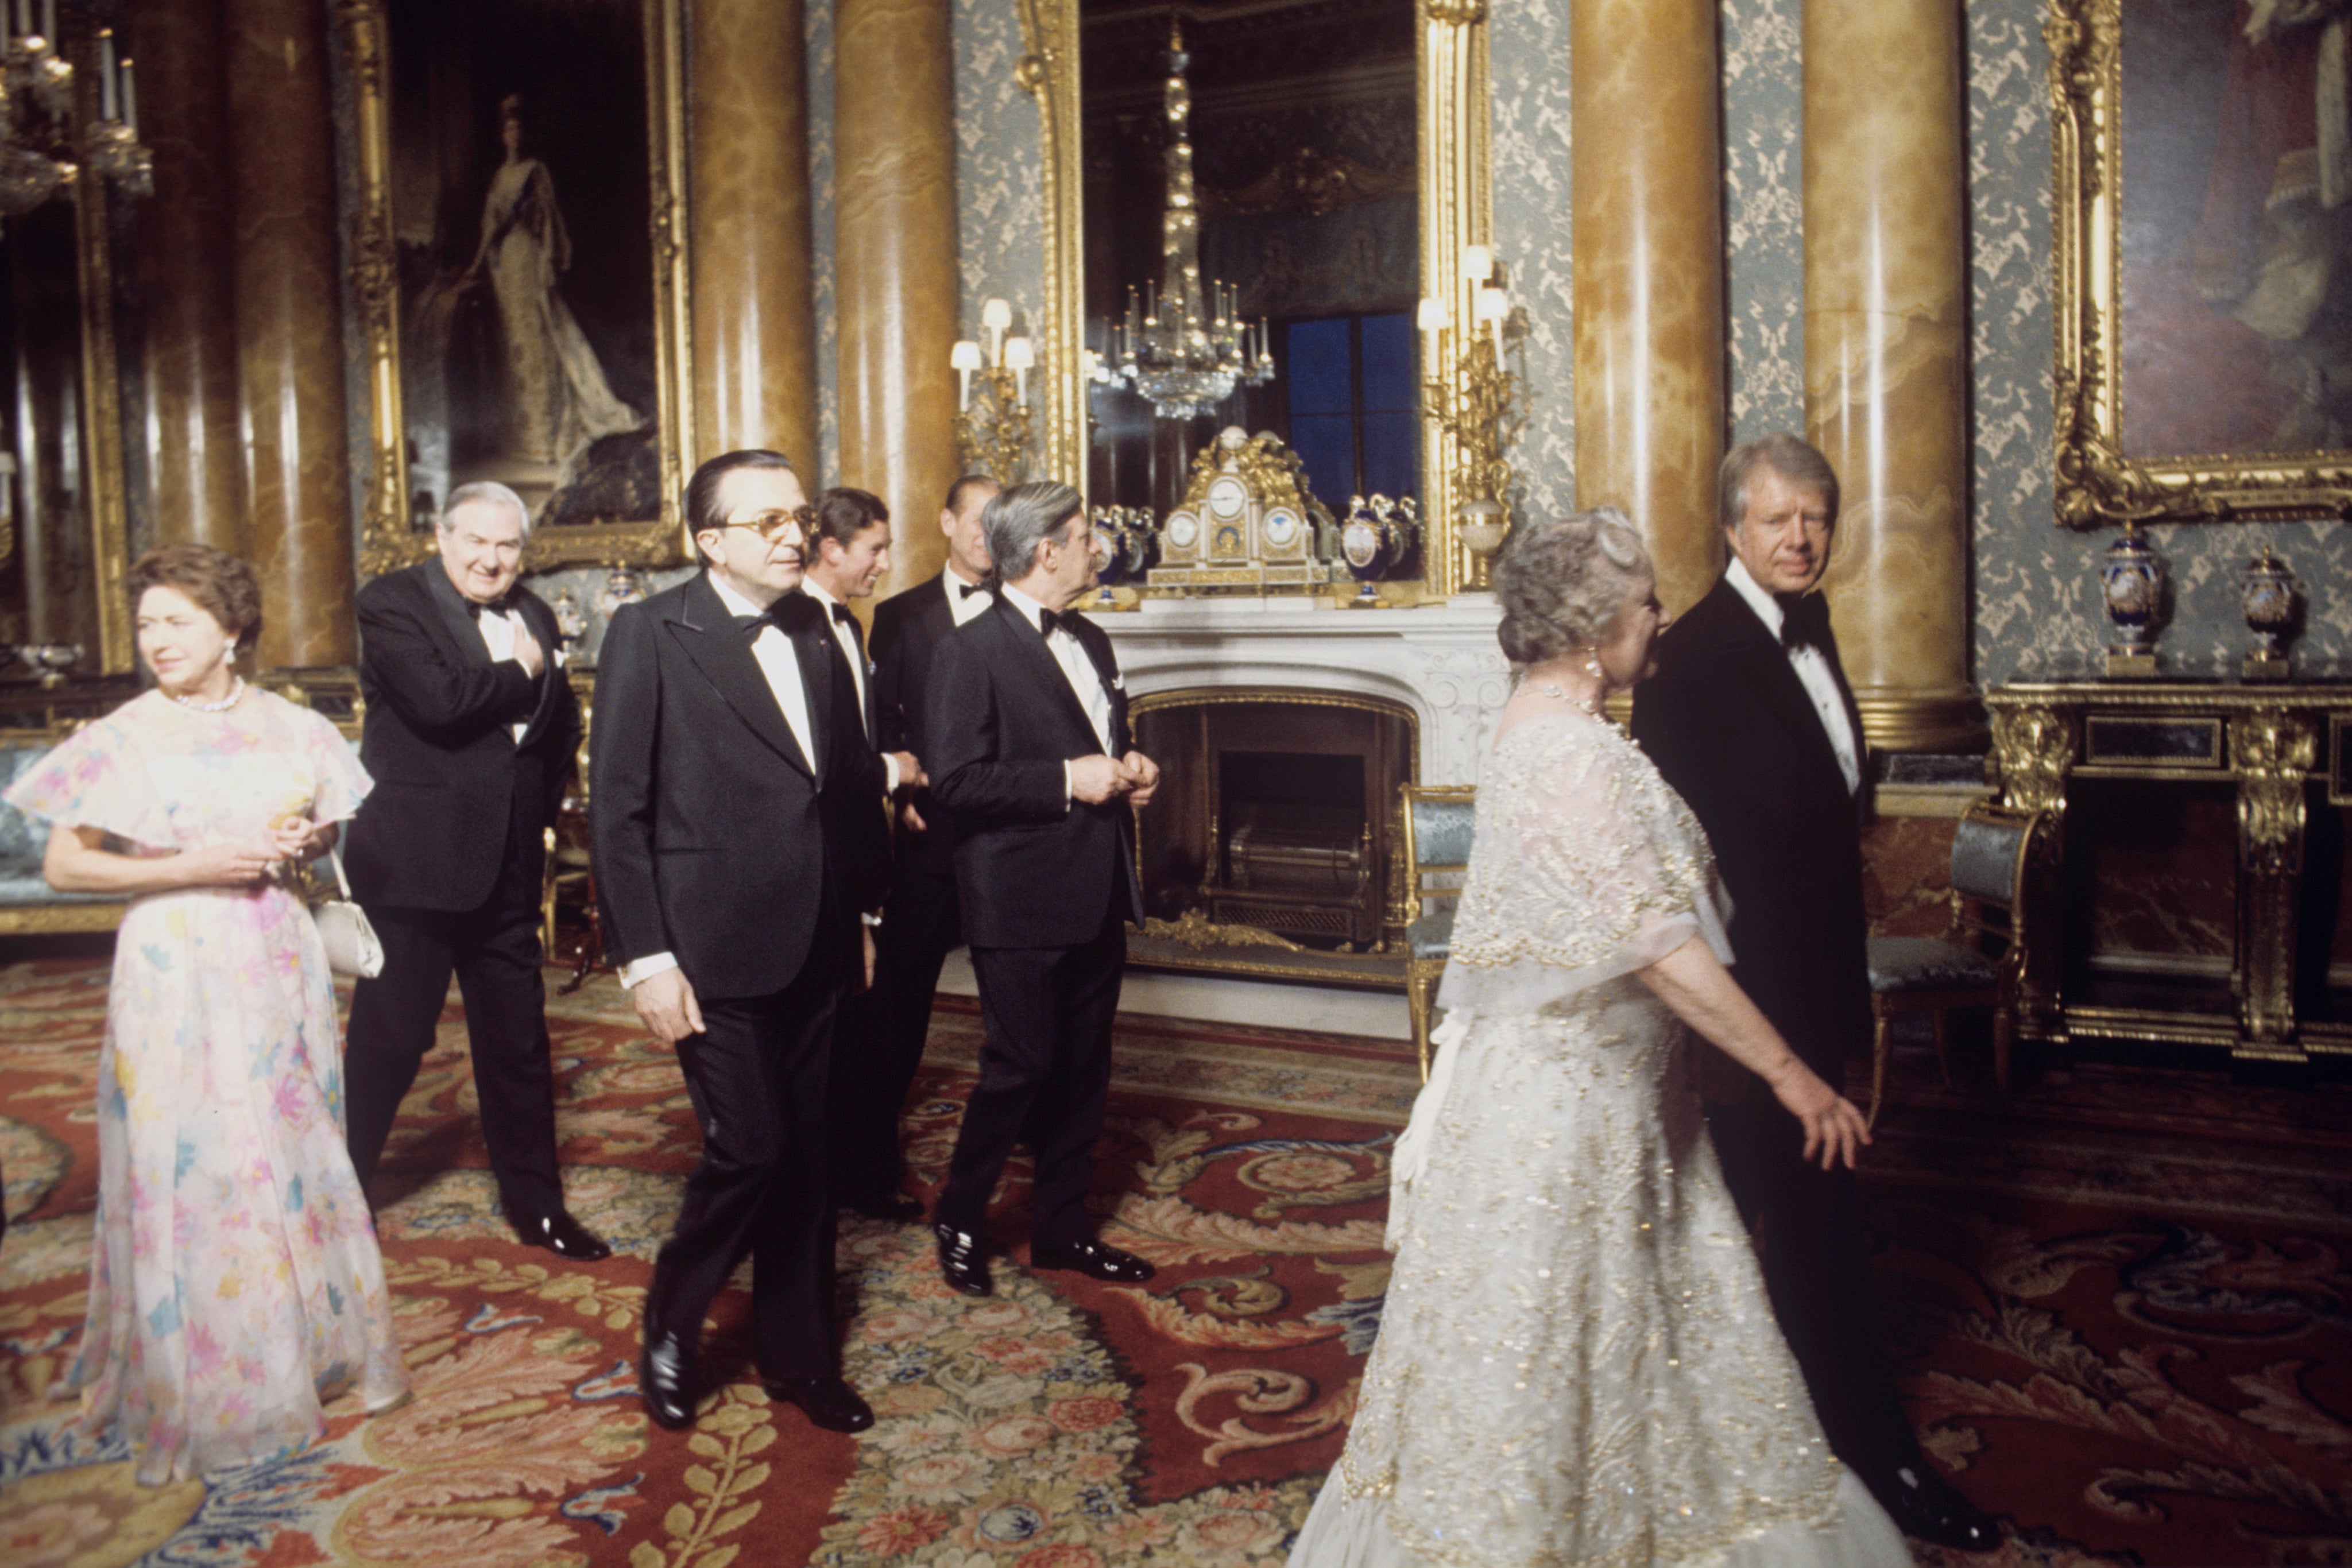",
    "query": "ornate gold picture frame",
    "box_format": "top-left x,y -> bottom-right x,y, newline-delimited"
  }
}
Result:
2049,0 -> 2352,528
339,0 -> 693,578
1015,0 -> 1492,595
